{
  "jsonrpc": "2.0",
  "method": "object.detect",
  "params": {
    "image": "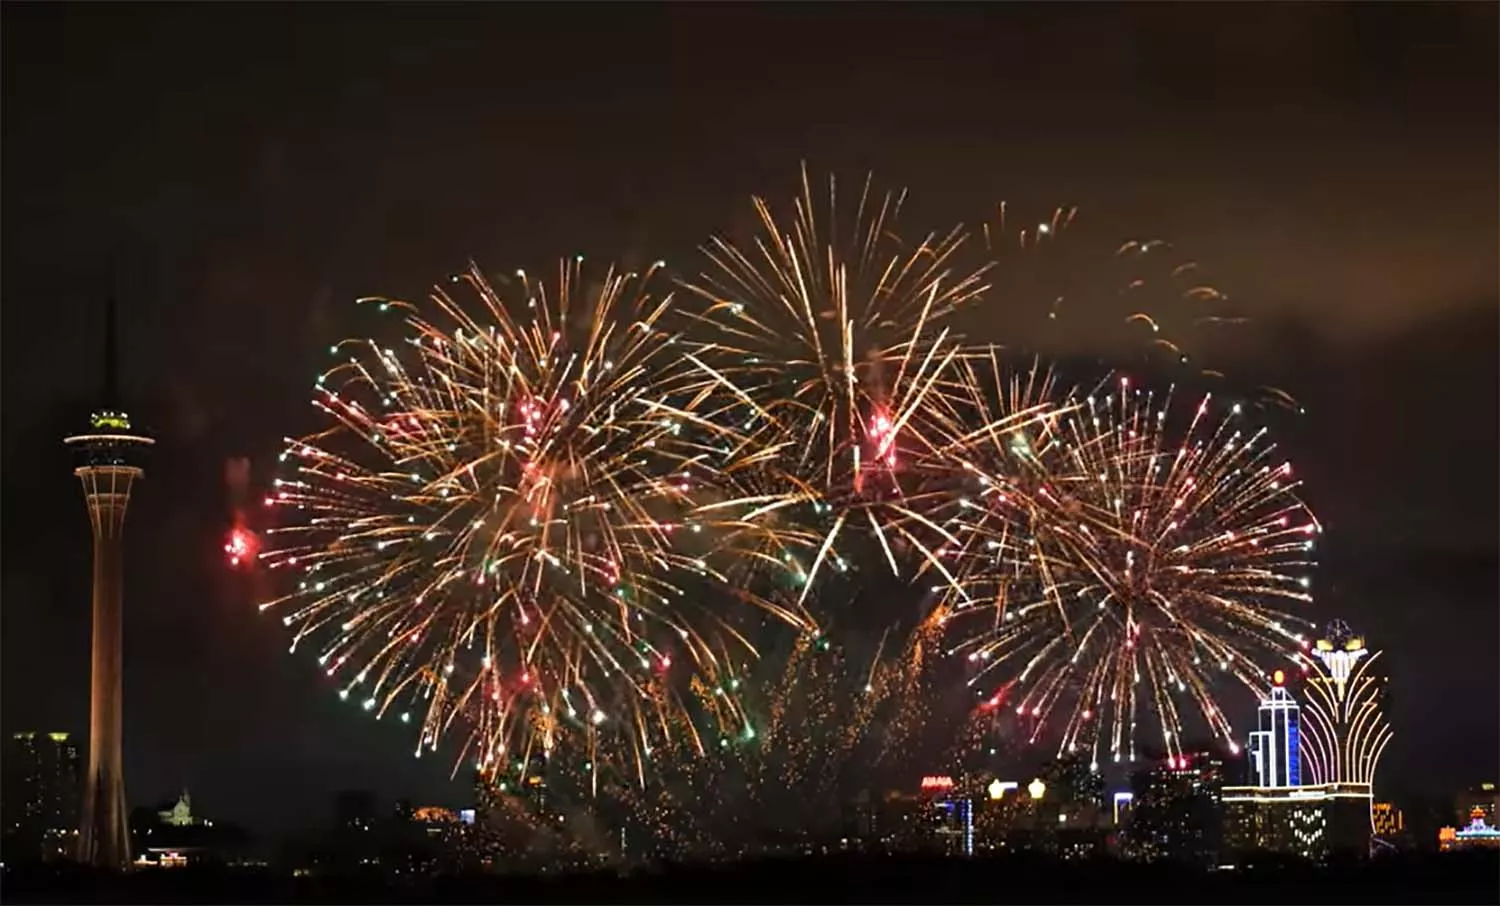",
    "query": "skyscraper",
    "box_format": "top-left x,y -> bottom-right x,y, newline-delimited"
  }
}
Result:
1298,622 -> 1391,794
931,797 -> 974,857
64,298 -> 154,869
1247,669 -> 1301,788
1127,752 -> 1225,865
1220,622 -> 1388,860
521,751 -> 550,820
2,731 -> 82,861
